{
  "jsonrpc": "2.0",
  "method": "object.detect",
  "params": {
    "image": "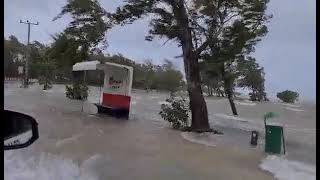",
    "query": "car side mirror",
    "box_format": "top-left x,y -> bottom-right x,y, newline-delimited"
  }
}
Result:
4,110 -> 39,150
